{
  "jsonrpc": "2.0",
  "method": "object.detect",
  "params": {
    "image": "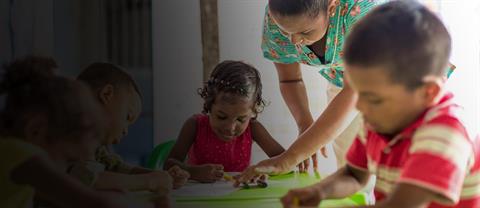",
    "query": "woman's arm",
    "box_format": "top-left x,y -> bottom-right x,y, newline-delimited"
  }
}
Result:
281,80 -> 357,167
251,120 -> 285,158
274,62 -> 314,134
275,62 -> 325,171
236,80 -> 357,182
